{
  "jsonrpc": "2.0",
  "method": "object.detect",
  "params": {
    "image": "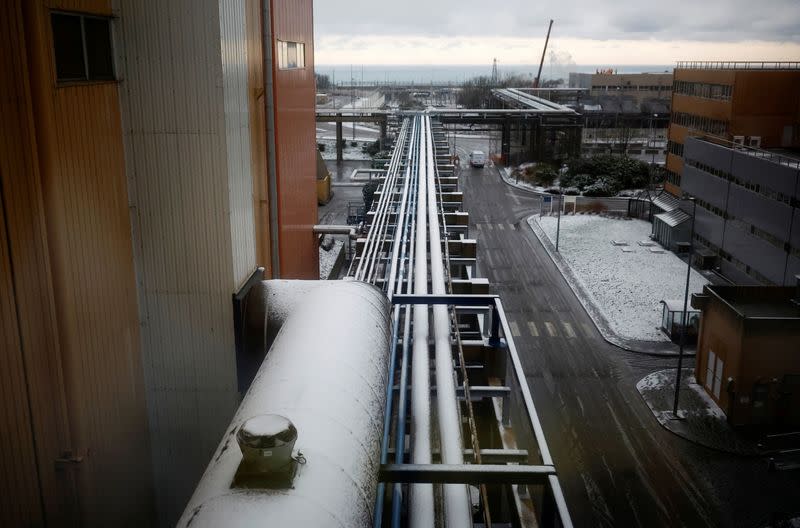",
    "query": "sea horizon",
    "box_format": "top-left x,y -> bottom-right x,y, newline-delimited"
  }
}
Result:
314,63 -> 674,84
